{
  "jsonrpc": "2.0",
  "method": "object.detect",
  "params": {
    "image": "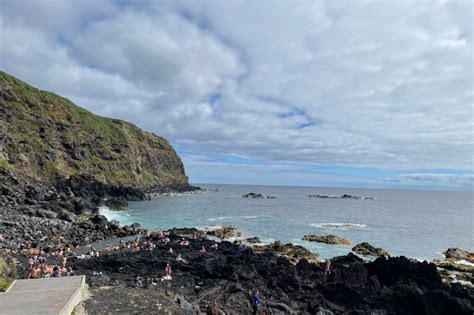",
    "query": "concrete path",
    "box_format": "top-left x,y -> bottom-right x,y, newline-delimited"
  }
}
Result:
0,276 -> 85,315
